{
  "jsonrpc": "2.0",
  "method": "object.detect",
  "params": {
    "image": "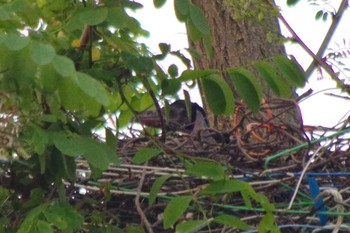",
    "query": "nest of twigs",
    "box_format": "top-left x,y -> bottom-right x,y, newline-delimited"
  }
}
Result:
70,100 -> 350,232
